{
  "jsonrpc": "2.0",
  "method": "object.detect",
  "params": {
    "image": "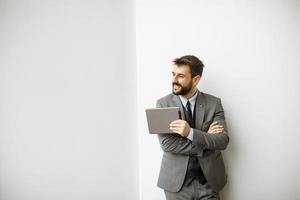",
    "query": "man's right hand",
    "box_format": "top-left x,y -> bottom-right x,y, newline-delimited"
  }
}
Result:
207,121 -> 224,134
